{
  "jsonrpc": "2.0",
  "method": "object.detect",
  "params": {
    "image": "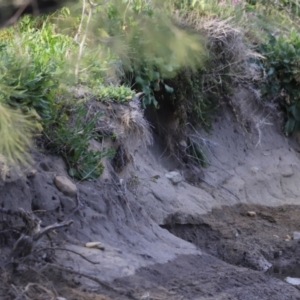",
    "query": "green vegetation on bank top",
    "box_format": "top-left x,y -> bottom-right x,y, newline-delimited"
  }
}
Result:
1,0 -> 300,179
